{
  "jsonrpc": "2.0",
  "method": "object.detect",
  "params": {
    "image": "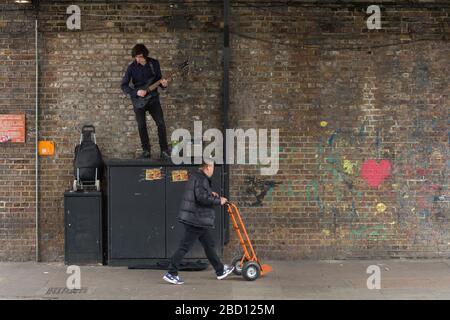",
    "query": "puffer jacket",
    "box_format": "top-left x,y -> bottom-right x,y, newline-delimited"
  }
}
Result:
177,169 -> 221,228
